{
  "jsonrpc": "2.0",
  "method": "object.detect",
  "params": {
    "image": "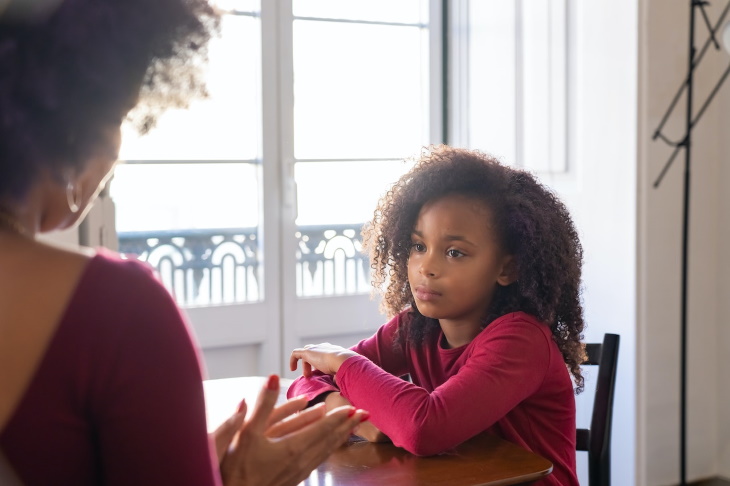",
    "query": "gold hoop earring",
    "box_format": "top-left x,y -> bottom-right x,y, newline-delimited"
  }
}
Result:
66,181 -> 81,213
